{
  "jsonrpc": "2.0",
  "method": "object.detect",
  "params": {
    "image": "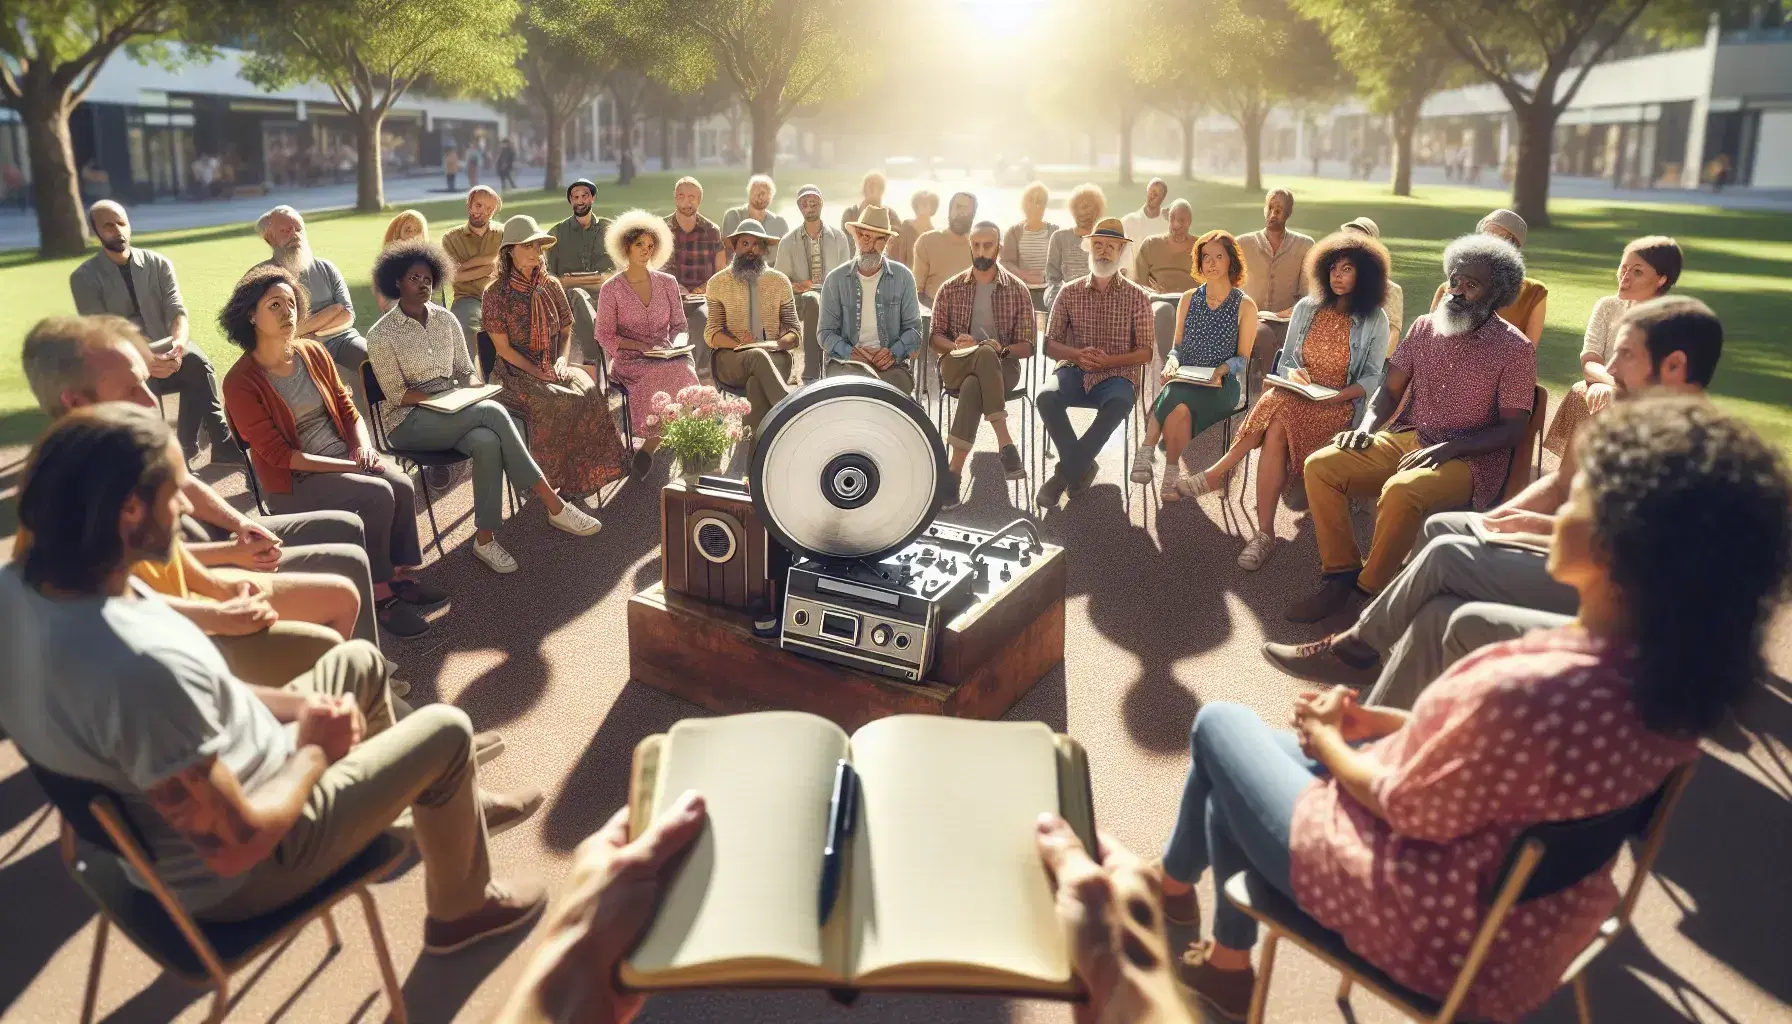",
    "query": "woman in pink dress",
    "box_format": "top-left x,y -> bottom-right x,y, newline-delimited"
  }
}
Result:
1154,397 -> 1791,1022
595,208 -> 701,478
